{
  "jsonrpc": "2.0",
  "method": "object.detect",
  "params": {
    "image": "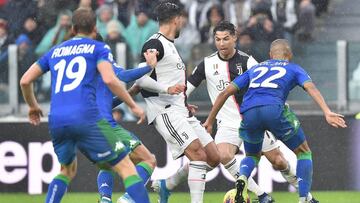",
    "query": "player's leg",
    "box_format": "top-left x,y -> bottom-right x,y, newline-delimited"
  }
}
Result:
78,120 -> 150,203
153,112 -> 208,203
269,105 -> 313,203
45,126 -> 77,203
